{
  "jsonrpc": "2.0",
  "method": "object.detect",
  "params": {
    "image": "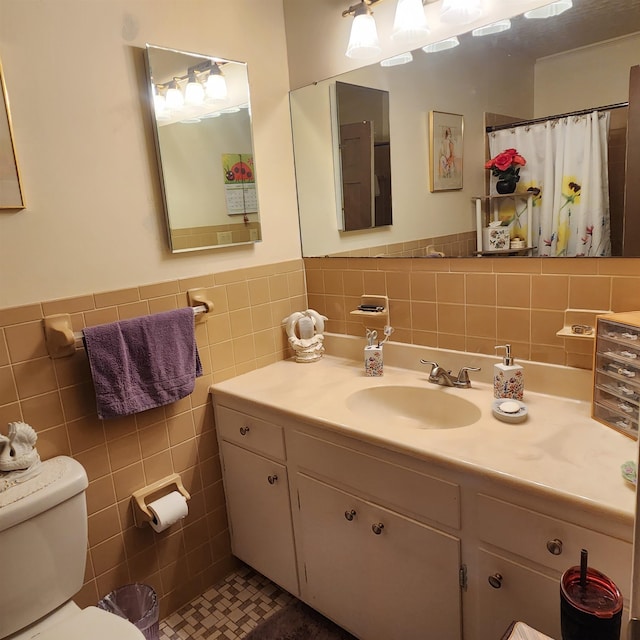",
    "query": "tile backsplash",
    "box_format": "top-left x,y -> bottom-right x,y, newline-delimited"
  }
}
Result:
0,259 -> 305,618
